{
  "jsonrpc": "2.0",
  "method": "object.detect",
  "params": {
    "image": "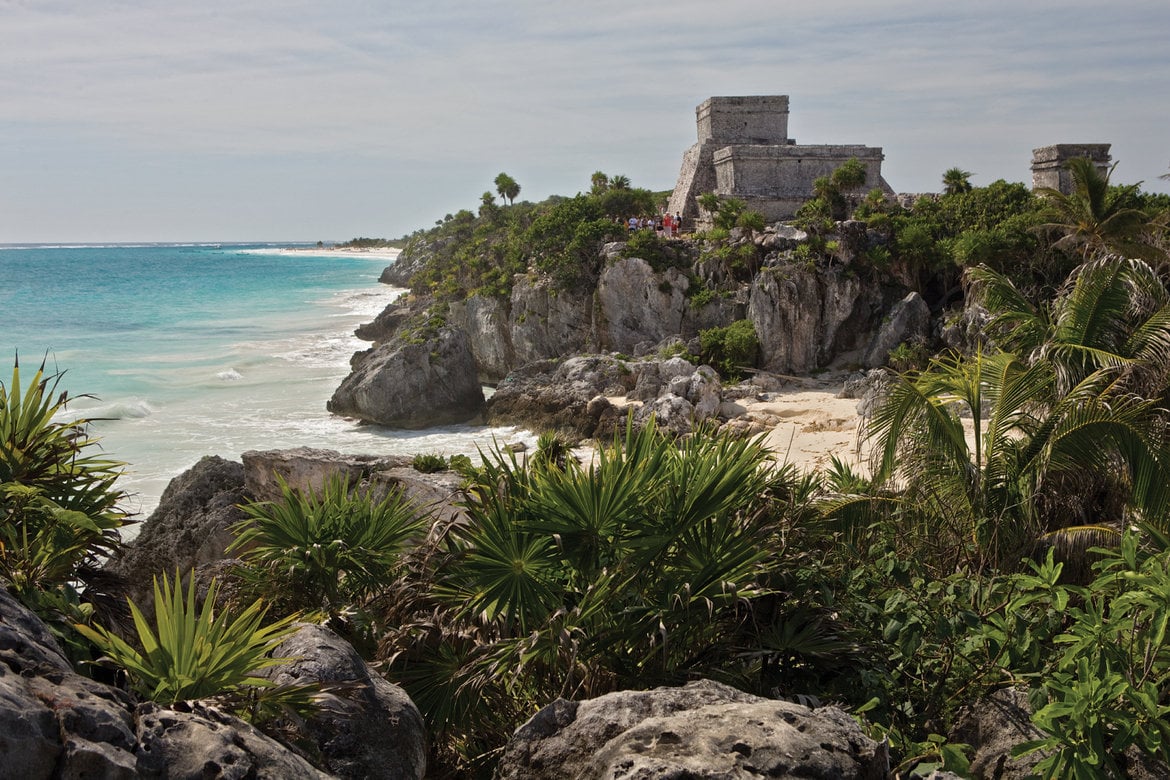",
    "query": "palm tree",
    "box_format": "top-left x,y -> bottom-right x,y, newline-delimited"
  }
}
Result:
844,348 -> 1170,573
942,167 -> 974,195
609,174 -> 631,190
968,257 -> 1170,397
494,172 -> 520,206
1036,158 -> 1162,261
590,171 -> 609,194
